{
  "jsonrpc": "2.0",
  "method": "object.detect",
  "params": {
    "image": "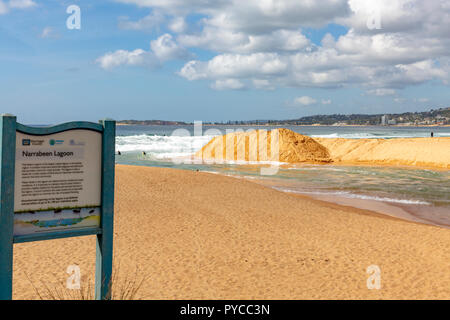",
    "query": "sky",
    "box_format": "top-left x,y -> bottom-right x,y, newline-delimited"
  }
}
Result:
0,0 -> 449,124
